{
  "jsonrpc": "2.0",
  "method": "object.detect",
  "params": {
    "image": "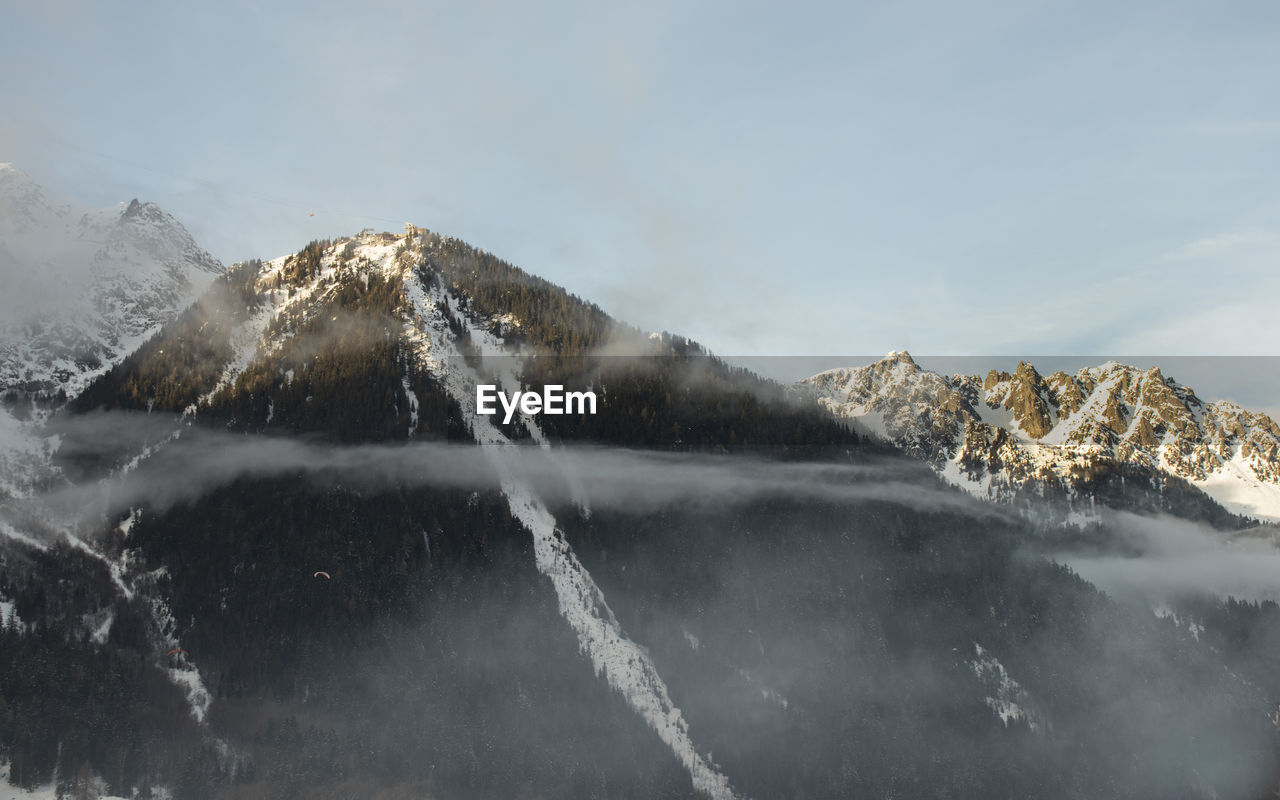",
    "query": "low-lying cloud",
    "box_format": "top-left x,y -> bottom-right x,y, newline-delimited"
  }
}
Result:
18,411 -> 1008,538
1059,511 -> 1280,604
